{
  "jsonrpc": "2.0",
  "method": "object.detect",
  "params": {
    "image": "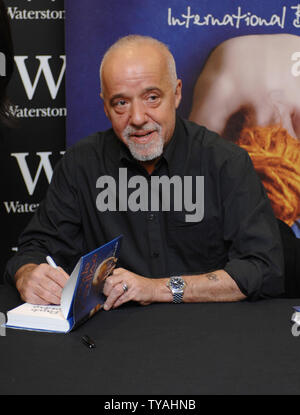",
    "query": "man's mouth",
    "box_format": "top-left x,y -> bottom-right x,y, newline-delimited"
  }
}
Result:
130,130 -> 156,143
